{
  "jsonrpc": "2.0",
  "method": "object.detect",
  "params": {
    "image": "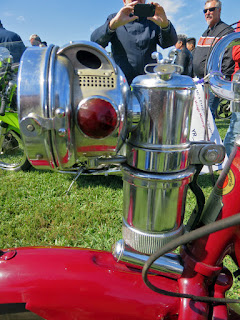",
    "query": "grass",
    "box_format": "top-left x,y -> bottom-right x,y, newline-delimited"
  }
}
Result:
215,118 -> 231,141
0,116 -> 239,303
0,170 -> 123,250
